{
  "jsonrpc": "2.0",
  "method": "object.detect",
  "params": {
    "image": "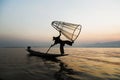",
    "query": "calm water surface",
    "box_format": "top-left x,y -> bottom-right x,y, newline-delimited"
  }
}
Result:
0,48 -> 120,80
